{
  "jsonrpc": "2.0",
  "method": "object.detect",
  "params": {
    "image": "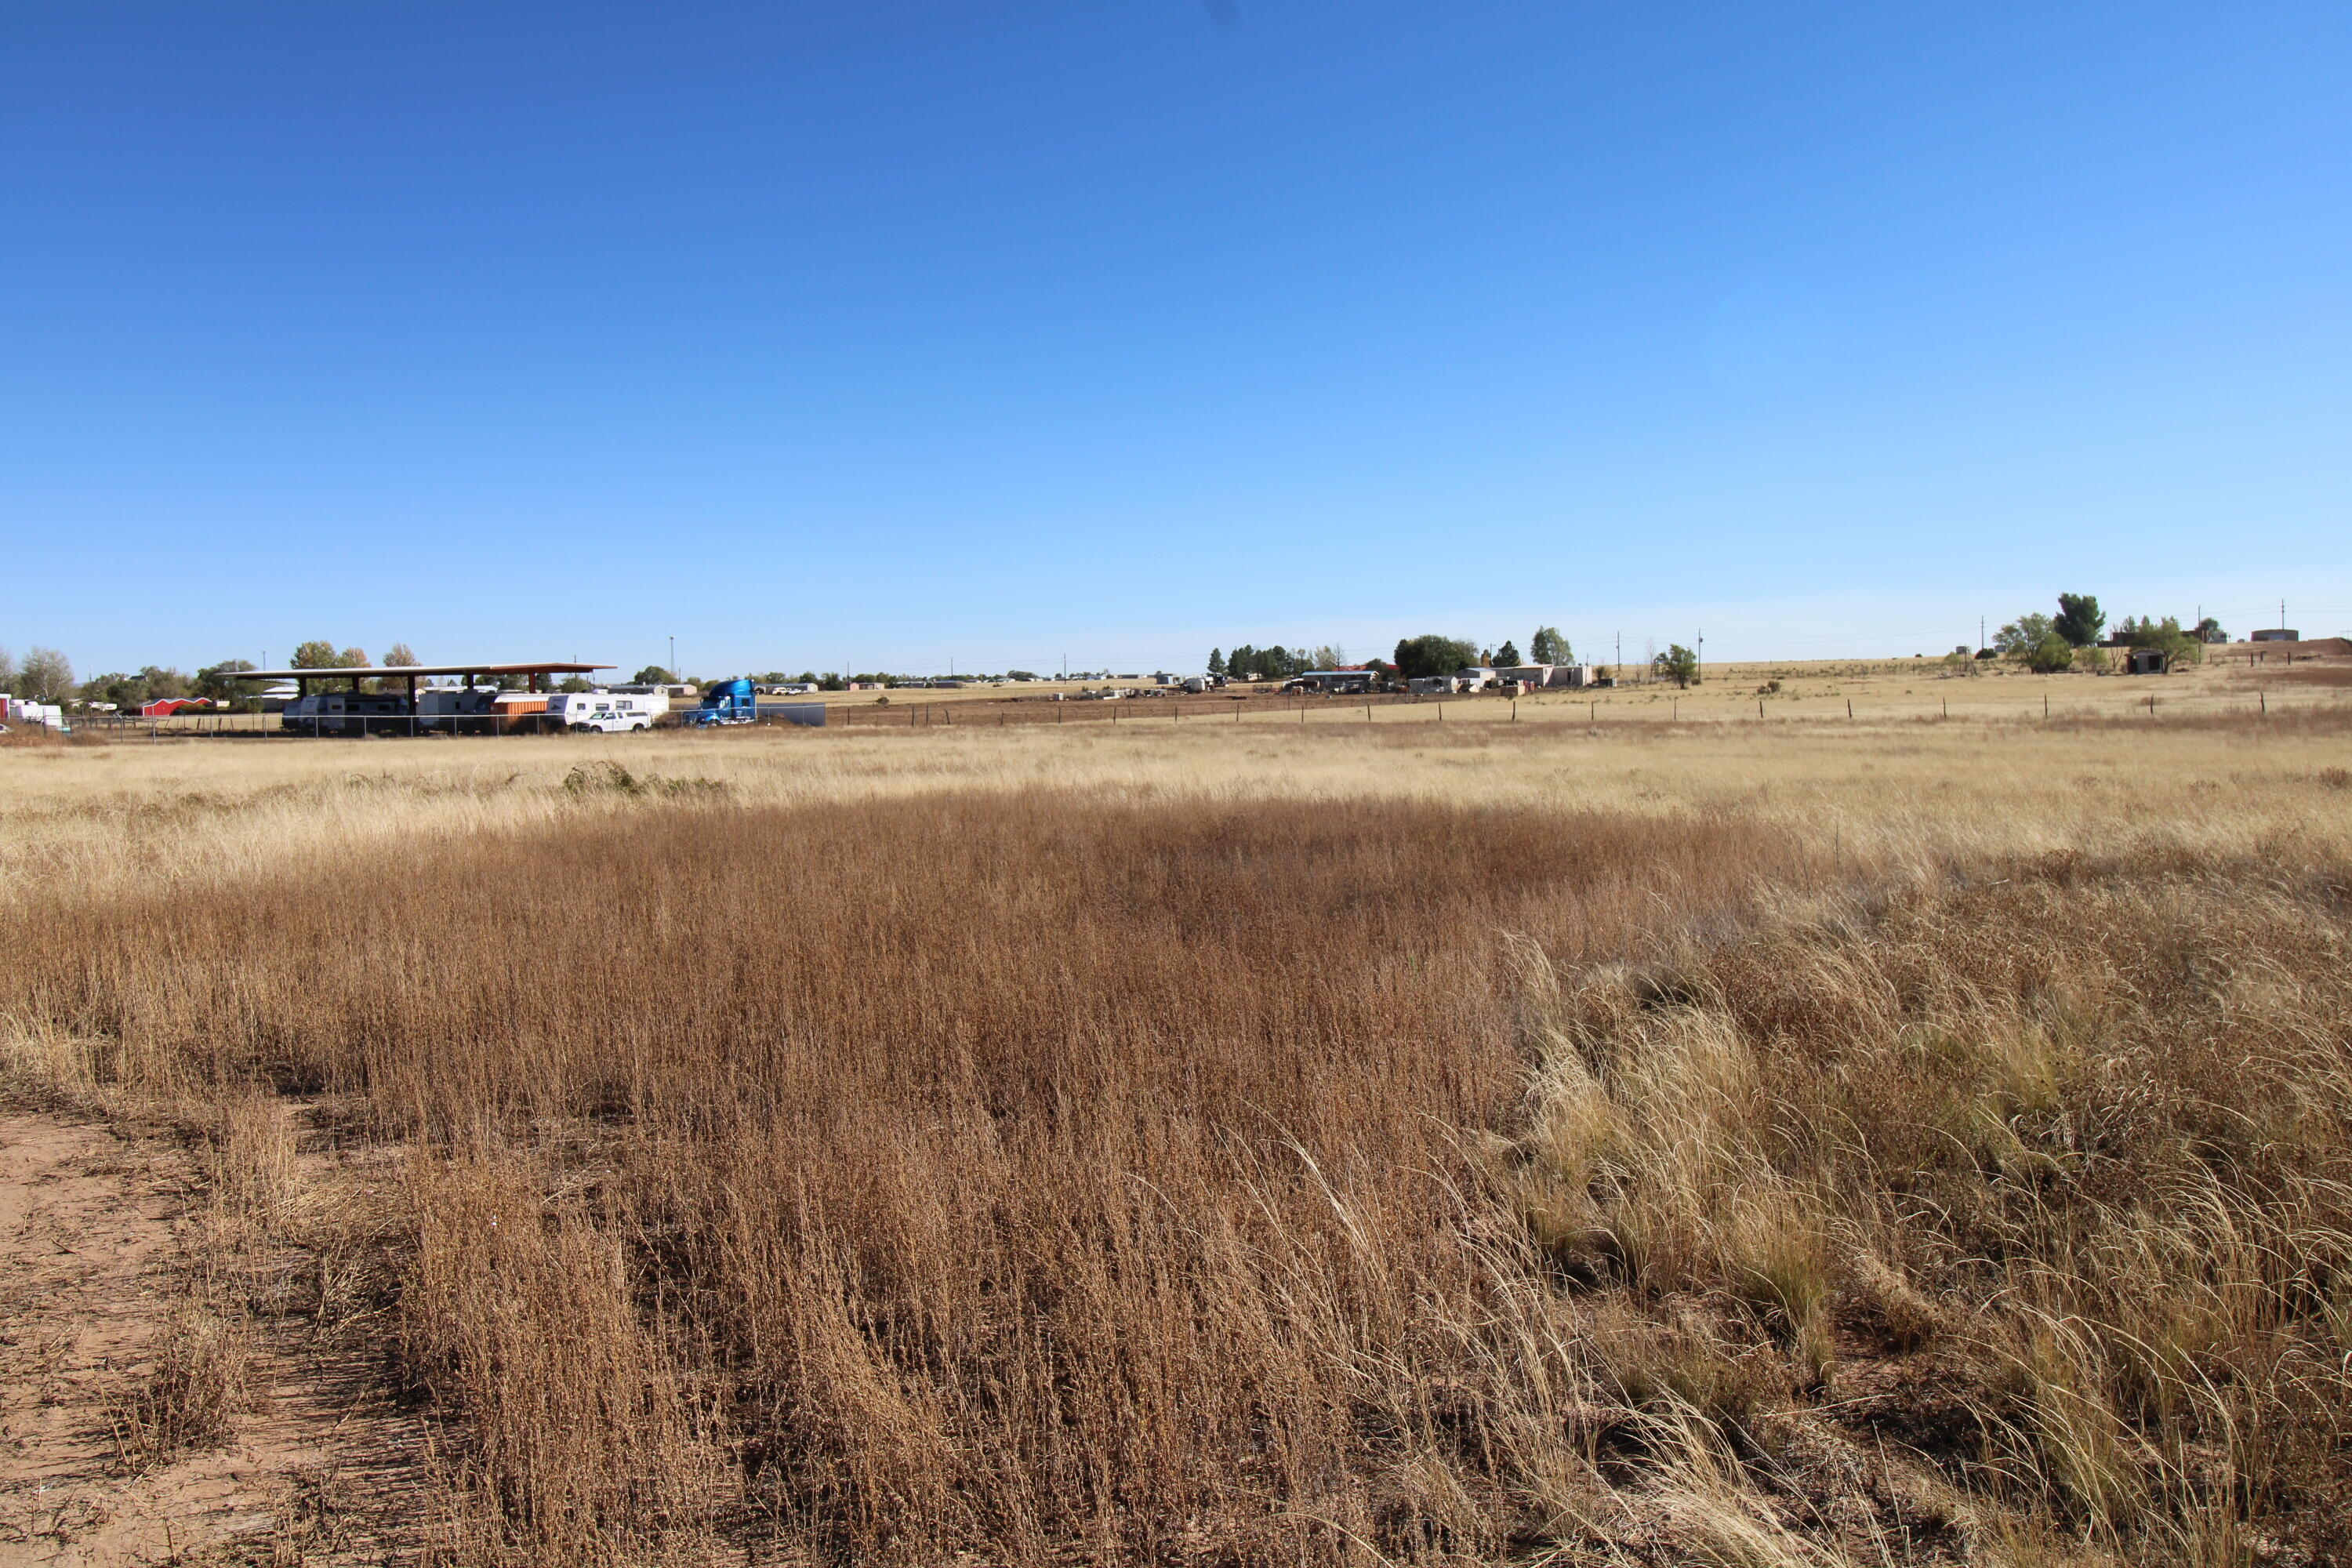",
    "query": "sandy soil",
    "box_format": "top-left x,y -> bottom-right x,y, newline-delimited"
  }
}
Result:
0,1110 -> 423,1567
